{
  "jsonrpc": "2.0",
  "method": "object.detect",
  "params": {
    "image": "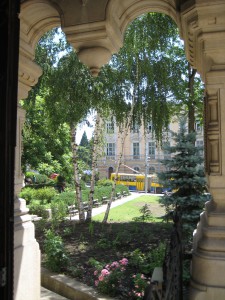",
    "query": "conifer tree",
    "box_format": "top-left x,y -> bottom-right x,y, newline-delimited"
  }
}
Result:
158,118 -> 208,242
